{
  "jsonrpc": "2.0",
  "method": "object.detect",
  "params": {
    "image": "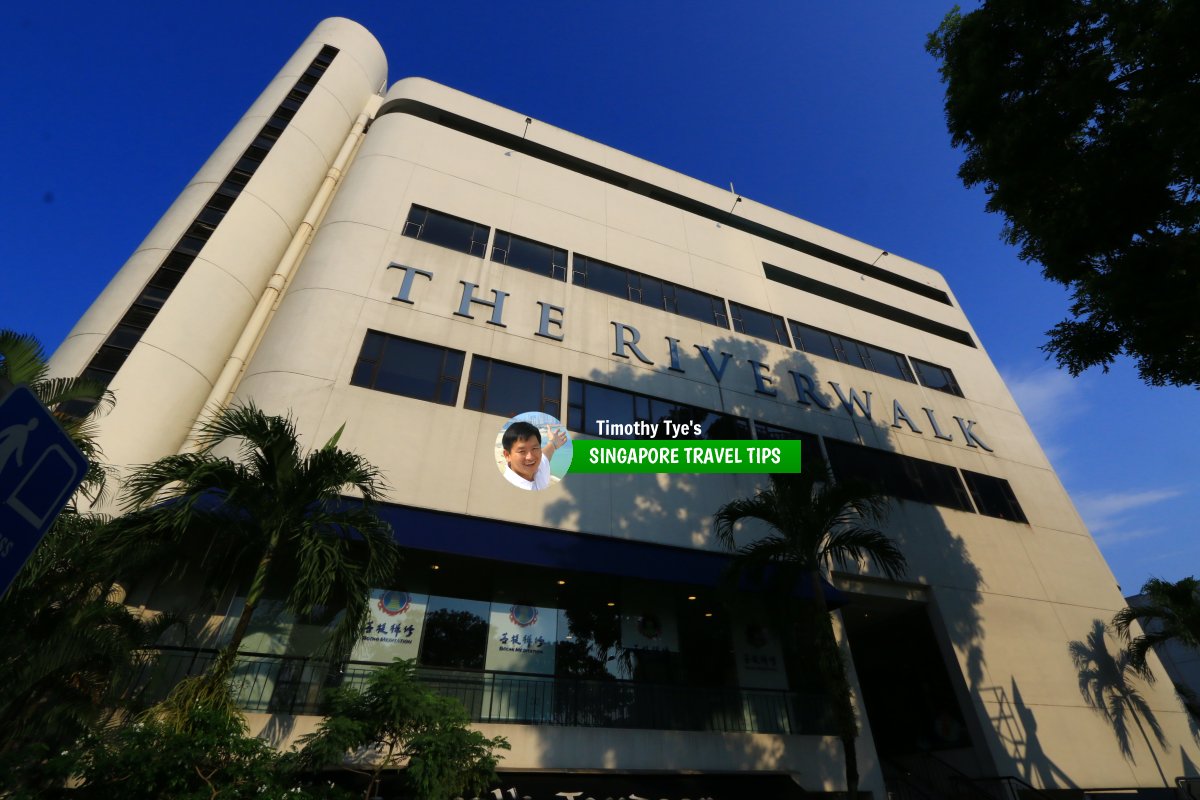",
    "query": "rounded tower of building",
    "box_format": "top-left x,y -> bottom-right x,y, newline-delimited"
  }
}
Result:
48,18 -> 387,478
